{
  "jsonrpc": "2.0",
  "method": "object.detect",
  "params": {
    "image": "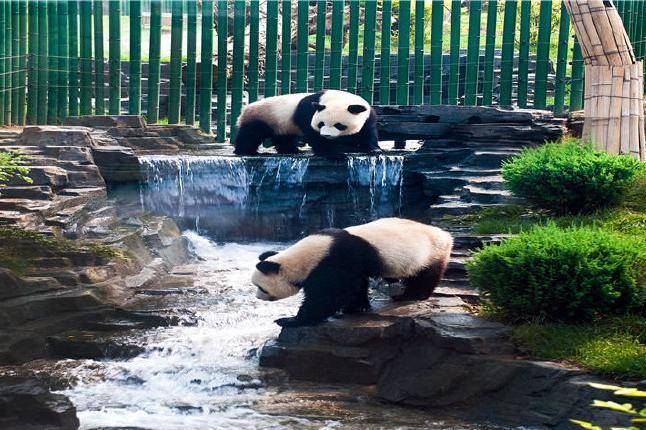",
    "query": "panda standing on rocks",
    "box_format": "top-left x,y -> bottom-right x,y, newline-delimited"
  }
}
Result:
251,218 -> 453,328
233,89 -> 380,156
